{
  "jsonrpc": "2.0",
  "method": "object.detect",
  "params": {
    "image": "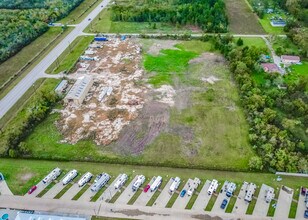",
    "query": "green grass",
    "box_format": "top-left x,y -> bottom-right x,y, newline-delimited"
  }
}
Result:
85,7 -> 200,34
252,71 -> 267,86
46,36 -> 94,74
246,187 -> 260,214
54,183 -> 74,199
267,190 -> 279,217
272,36 -> 300,56
37,182 -> 56,198
72,185 -> 90,200
234,37 -> 267,49
1,158 -> 308,198
289,189 -> 300,218
60,0 -> 101,24
90,183 -> 110,202
259,14 -> 286,35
